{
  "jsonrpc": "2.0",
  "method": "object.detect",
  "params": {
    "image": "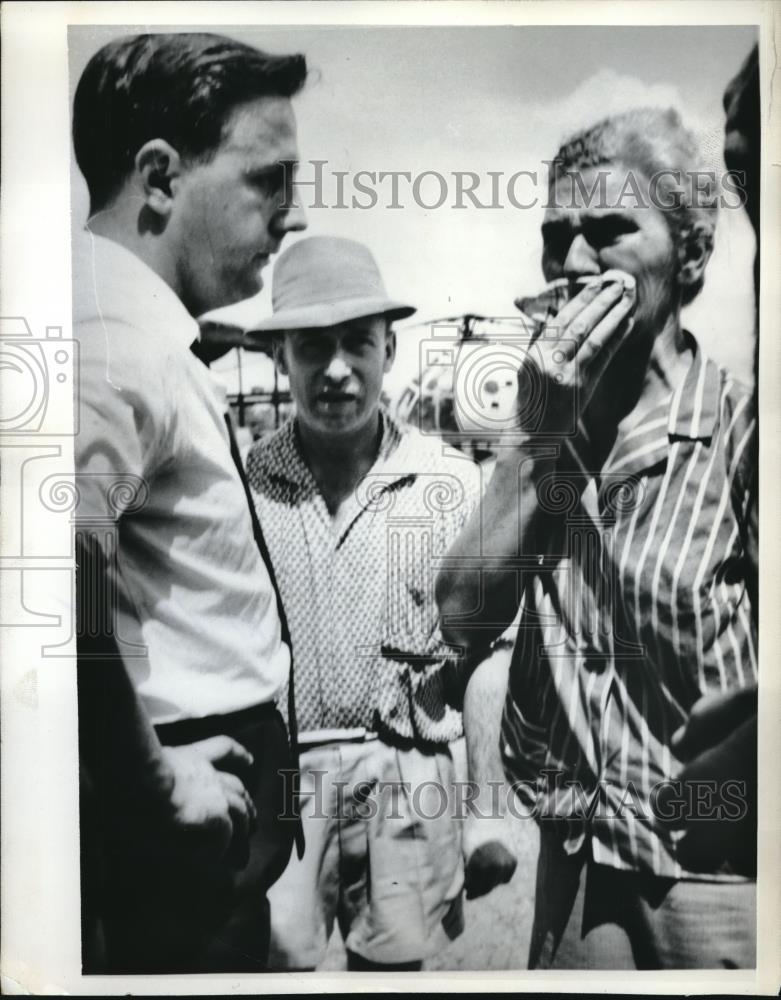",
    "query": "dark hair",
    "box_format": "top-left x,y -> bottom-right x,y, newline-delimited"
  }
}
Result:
550,107 -> 718,305
73,32 -> 307,212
